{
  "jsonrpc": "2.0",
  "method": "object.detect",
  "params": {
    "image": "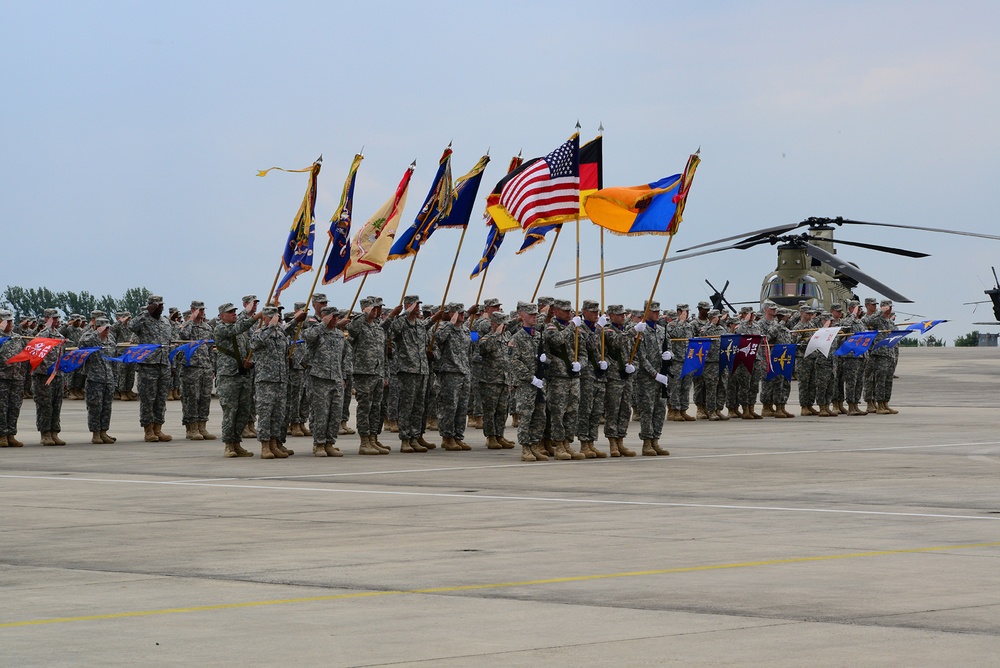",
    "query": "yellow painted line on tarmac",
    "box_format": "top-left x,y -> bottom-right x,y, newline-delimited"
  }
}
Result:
3,540 -> 999,629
